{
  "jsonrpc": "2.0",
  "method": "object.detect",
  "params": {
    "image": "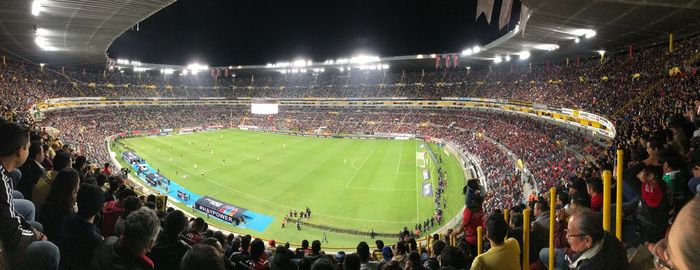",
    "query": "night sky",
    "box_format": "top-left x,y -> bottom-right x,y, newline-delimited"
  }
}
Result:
108,0 -> 521,66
